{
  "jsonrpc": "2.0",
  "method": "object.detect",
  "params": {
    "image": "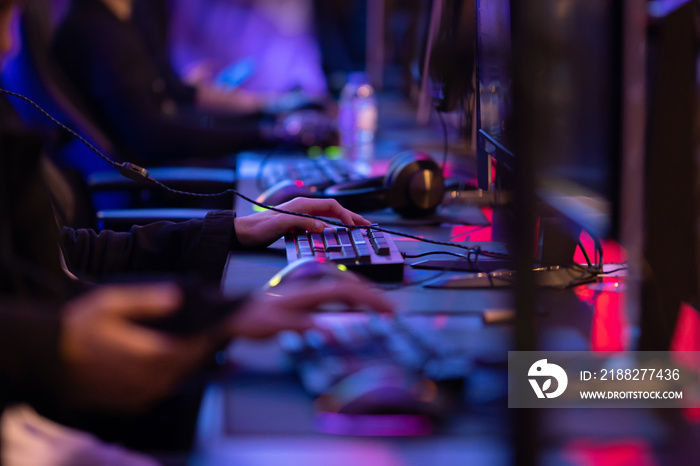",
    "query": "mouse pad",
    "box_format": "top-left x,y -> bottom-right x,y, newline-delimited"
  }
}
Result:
362,205 -> 489,226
